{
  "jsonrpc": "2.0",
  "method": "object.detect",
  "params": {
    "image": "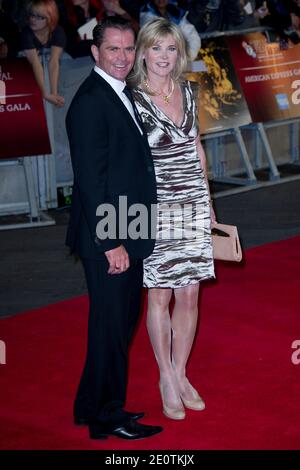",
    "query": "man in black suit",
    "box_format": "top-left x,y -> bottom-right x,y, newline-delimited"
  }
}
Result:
65,17 -> 161,440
